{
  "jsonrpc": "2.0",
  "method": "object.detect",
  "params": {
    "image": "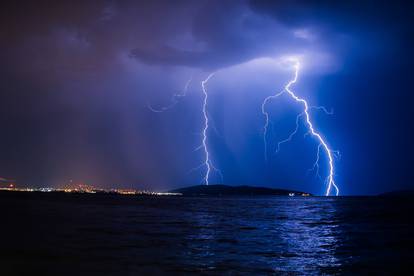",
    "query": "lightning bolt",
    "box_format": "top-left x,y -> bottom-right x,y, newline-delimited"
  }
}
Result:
199,73 -> 222,185
149,73 -> 222,185
262,60 -> 339,196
